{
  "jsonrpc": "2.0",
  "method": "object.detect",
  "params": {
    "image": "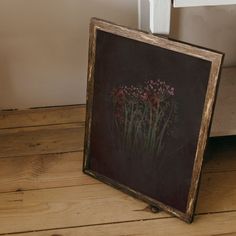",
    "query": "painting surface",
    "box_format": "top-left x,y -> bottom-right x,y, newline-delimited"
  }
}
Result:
89,30 -> 211,212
